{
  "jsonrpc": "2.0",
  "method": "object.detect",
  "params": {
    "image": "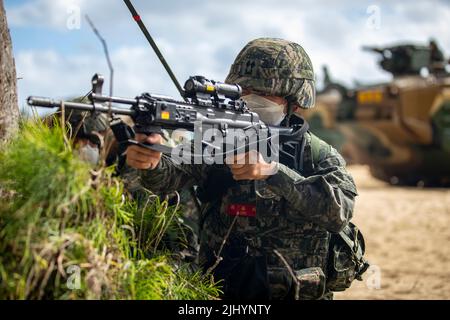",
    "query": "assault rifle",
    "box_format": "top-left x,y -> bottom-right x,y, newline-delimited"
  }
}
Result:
28,73 -> 308,163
